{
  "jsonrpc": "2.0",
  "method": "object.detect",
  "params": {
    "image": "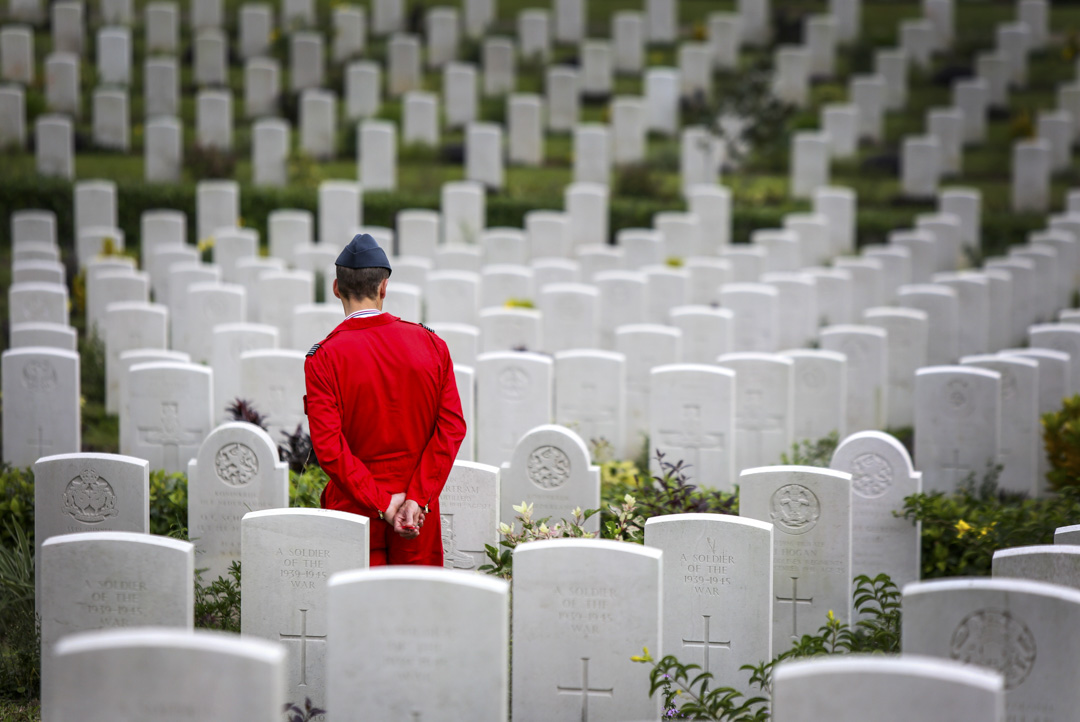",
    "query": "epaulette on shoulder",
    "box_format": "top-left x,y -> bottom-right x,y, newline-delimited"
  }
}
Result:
306,343 -> 321,358
402,319 -> 437,334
